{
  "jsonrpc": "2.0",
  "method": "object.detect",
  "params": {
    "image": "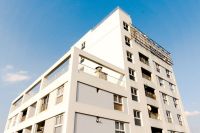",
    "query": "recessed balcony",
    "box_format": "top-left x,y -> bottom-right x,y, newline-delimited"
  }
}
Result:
147,105 -> 159,120
144,85 -> 156,100
78,57 -> 125,87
